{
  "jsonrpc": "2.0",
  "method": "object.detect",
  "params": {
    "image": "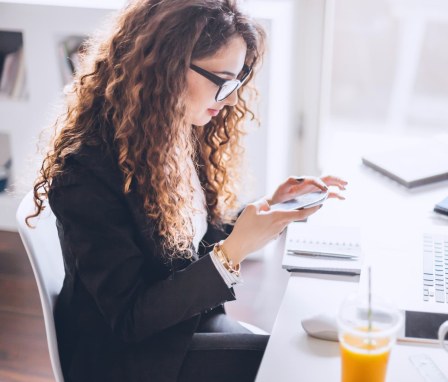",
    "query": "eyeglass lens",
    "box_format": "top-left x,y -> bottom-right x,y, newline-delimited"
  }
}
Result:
216,80 -> 240,101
